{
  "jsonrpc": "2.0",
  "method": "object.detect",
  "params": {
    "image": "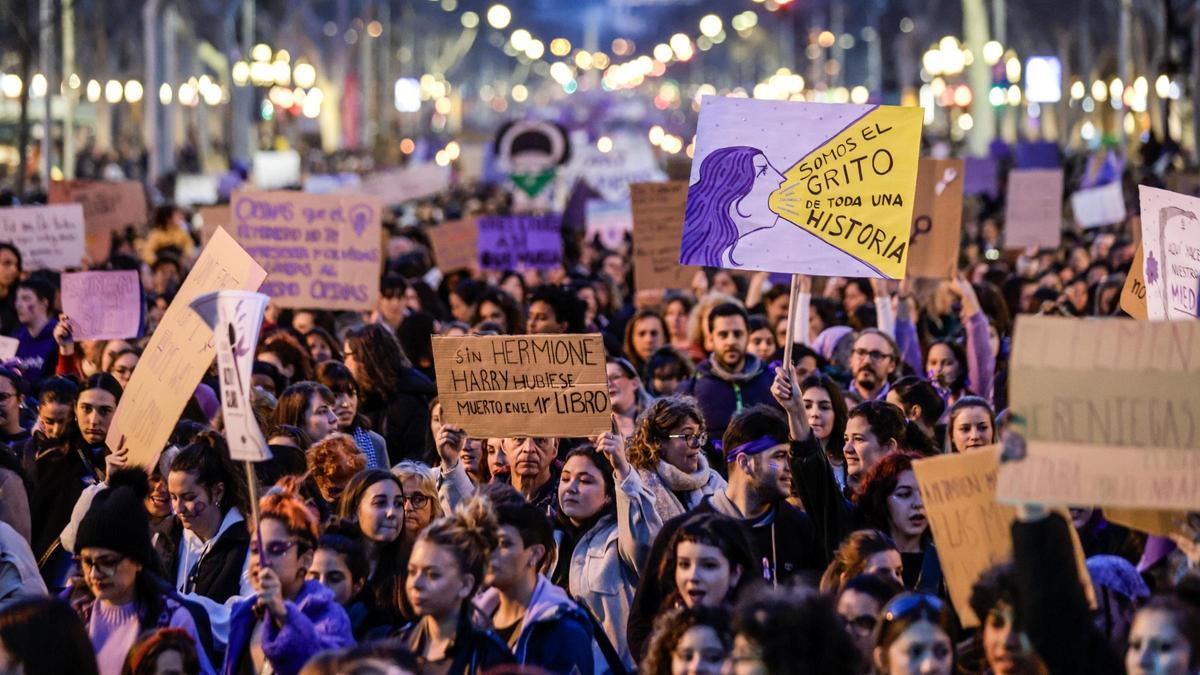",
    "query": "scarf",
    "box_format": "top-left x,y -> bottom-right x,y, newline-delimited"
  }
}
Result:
656,455 -> 714,493
707,353 -> 764,384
